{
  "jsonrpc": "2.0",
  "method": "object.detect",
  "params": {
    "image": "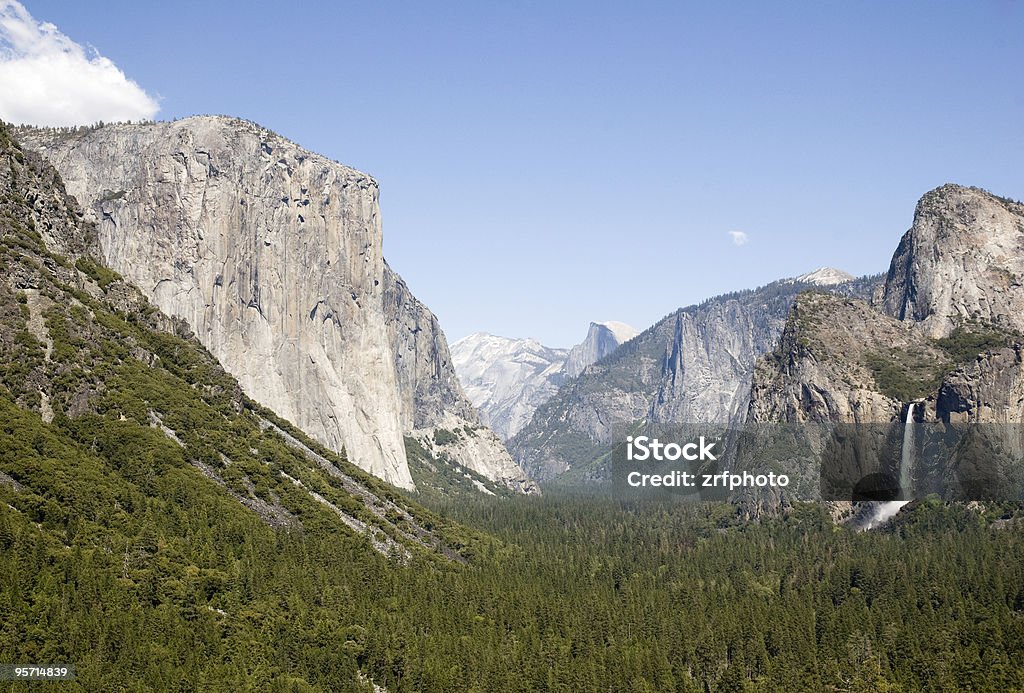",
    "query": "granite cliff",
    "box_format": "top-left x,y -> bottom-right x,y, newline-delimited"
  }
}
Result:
18,117 -> 532,492
745,185 -> 1024,519
881,185 -> 1024,338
